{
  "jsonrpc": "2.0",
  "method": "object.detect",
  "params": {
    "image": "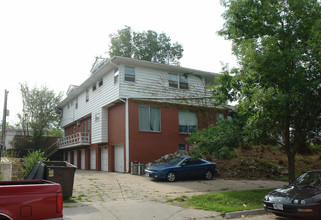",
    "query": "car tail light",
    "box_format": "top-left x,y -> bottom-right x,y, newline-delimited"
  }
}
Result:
57,192 -> 63,214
